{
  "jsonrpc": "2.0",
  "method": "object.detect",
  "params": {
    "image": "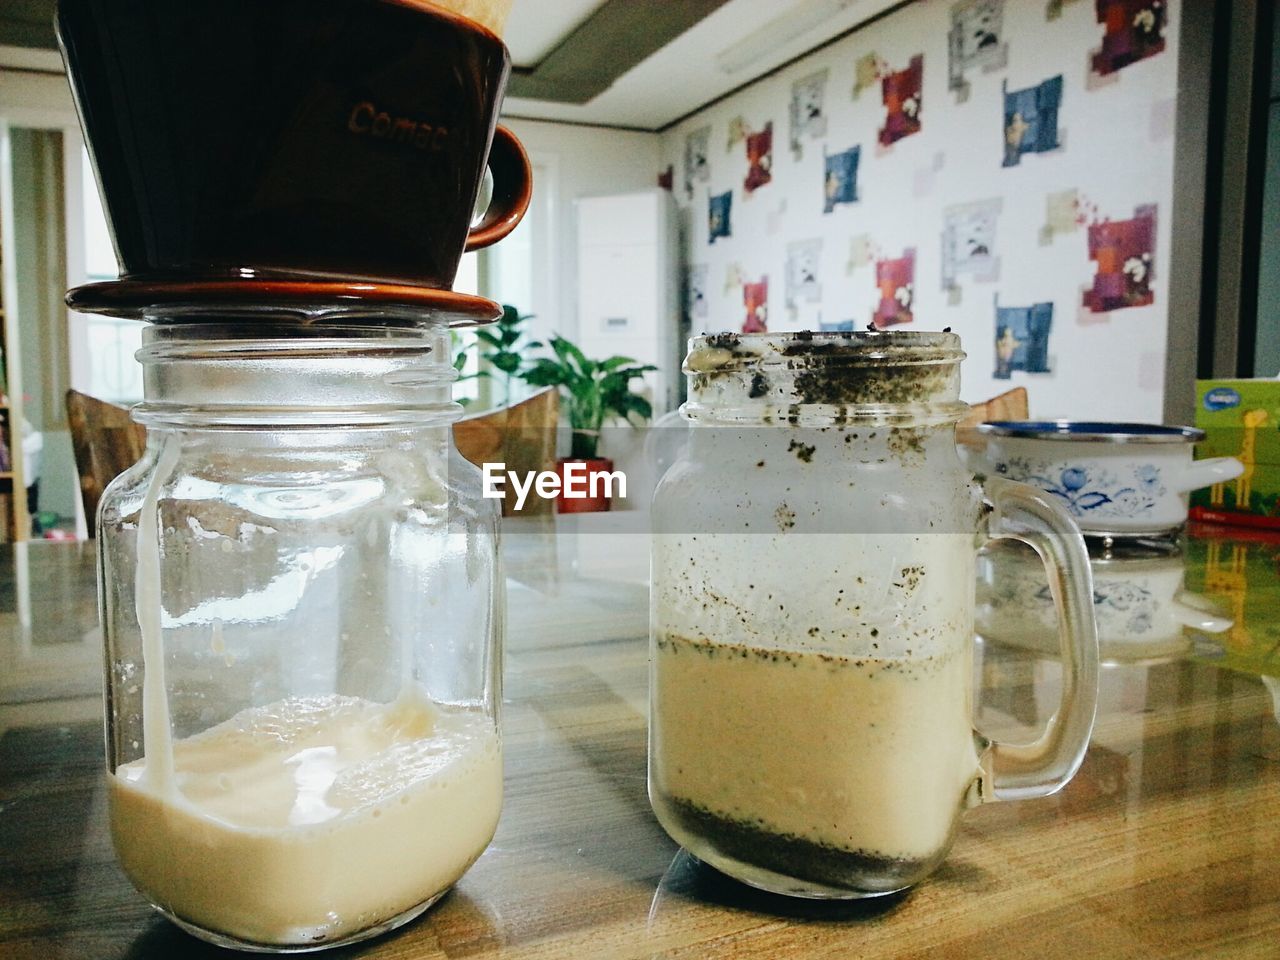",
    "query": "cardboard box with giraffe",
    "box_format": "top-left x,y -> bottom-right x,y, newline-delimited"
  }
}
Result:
1191,380 -> 1280,528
